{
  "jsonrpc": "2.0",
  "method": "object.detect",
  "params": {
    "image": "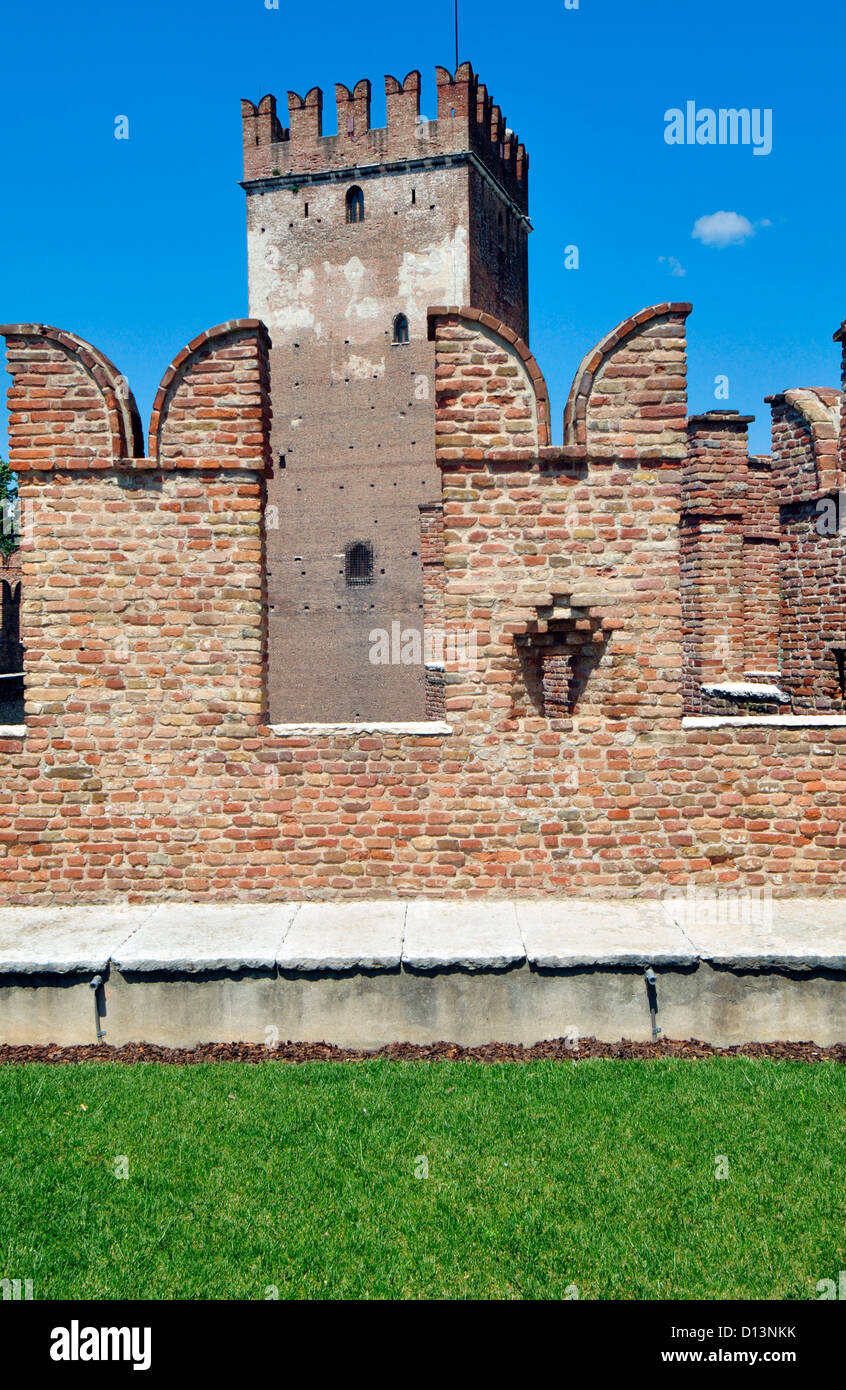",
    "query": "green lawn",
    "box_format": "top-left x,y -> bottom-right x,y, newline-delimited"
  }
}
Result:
1,1058 -> 844,1300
